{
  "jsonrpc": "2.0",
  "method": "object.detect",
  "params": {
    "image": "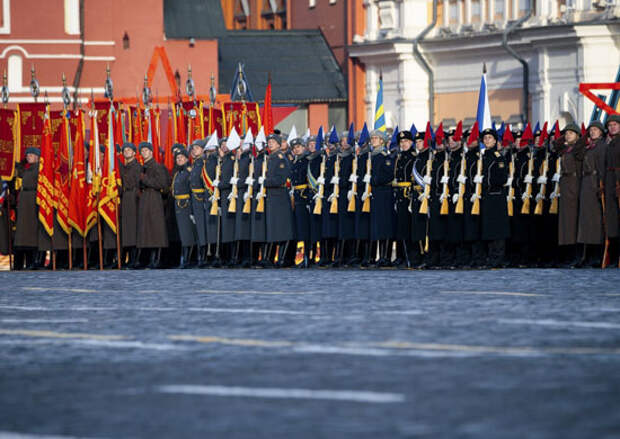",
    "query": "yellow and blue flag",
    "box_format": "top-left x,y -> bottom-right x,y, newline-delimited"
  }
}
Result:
374,77 -> 386,132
